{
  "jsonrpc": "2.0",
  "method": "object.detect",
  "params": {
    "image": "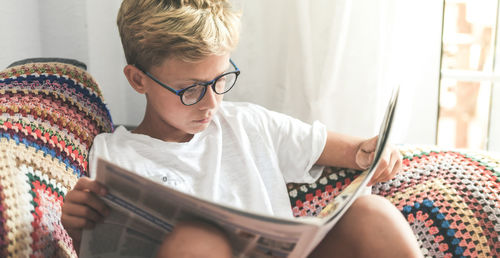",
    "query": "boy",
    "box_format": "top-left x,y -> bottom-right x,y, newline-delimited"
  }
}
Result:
62,0 -> 422,257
